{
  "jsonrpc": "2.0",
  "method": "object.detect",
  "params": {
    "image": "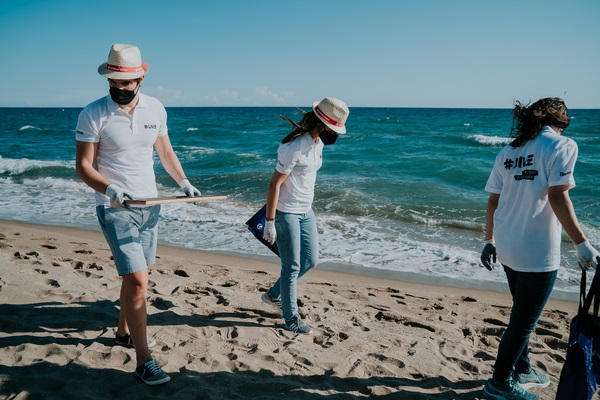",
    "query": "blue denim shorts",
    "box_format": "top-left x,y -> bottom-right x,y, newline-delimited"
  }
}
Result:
96,205 -> 160,276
